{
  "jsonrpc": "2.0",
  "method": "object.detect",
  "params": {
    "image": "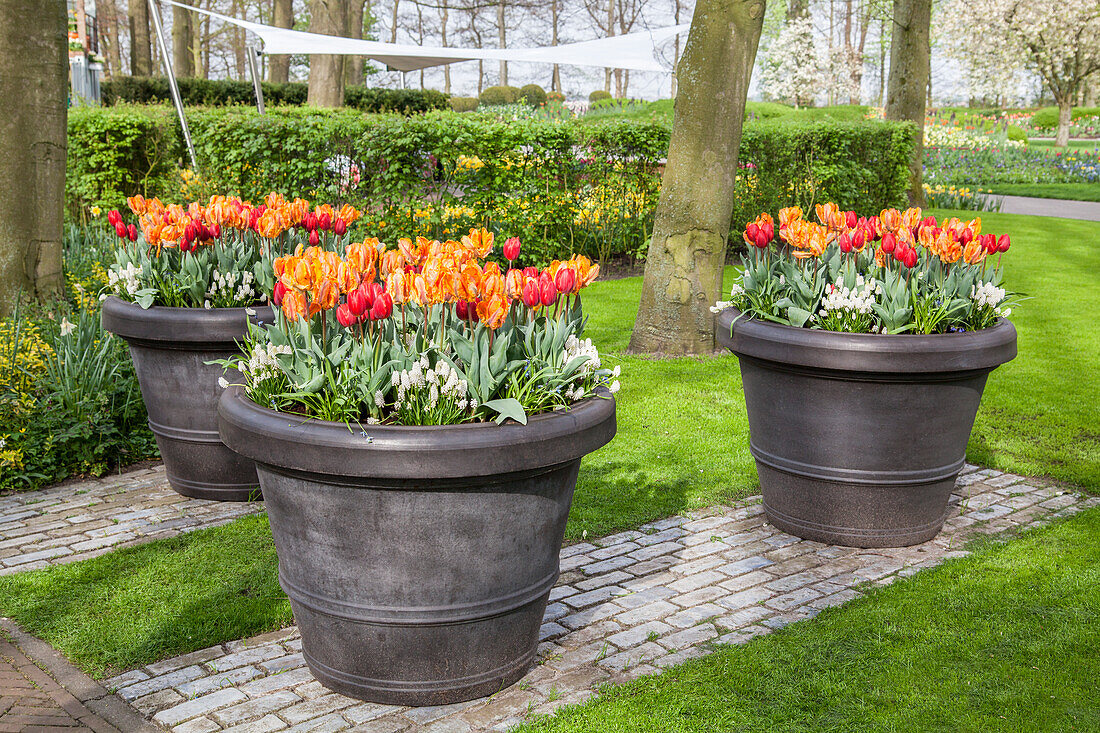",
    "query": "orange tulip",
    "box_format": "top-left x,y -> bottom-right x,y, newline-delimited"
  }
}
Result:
879,208 -> 903,233
477,292 -> 509,330
778,206 -> 803,232
282,289 -> 309,321
457,263 -> 483,301
385,271 -> 408,304
962,239 -> 986,265
409,273 -> 429,307
505,268 -> 525,300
